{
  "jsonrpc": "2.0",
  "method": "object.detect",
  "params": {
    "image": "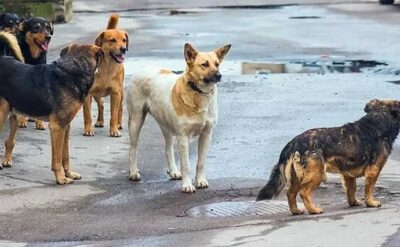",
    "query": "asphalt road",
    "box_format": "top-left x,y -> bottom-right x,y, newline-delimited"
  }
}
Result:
1,1 -> 400,246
